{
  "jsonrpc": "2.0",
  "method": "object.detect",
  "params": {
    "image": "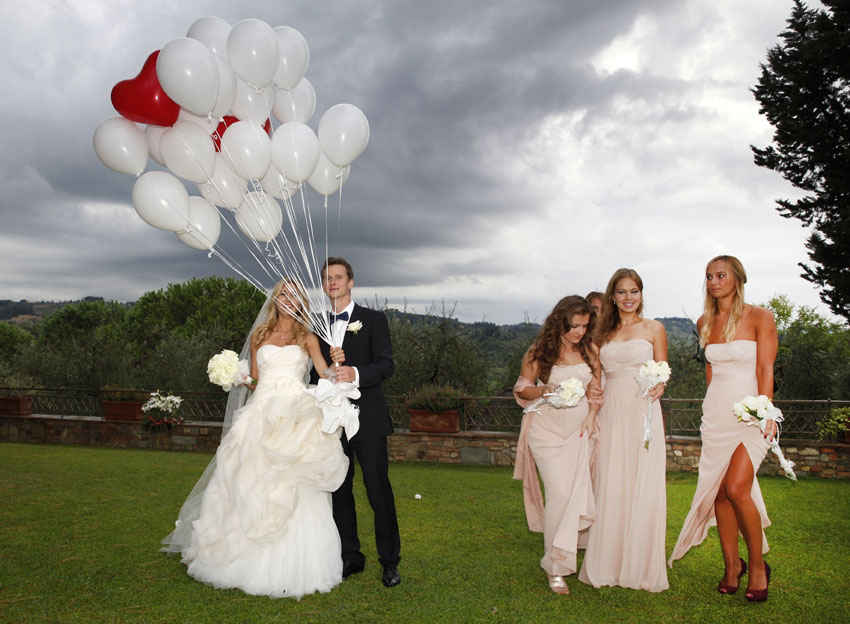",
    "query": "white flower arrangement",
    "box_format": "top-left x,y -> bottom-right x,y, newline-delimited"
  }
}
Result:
634,359 -> 672,450
207,349 -> 251,391
142,391 -> 183,426
547,377 -> 587,408
732,394 -> 796,480
523,377 -> 586,414
347,320 -> 363,334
